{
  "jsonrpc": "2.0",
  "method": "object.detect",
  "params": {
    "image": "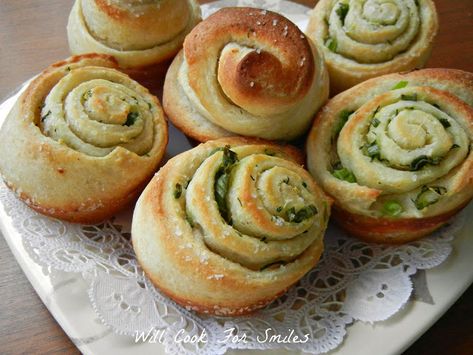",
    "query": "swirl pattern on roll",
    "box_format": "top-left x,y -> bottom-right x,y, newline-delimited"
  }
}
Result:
132,138 -> 330,315
306,0 -> 438,93
163,7 -> 329,142
307,69 -> 473,243
0,54 -> 167,223
67,0 -> 202,68
40,66 -> 157,157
